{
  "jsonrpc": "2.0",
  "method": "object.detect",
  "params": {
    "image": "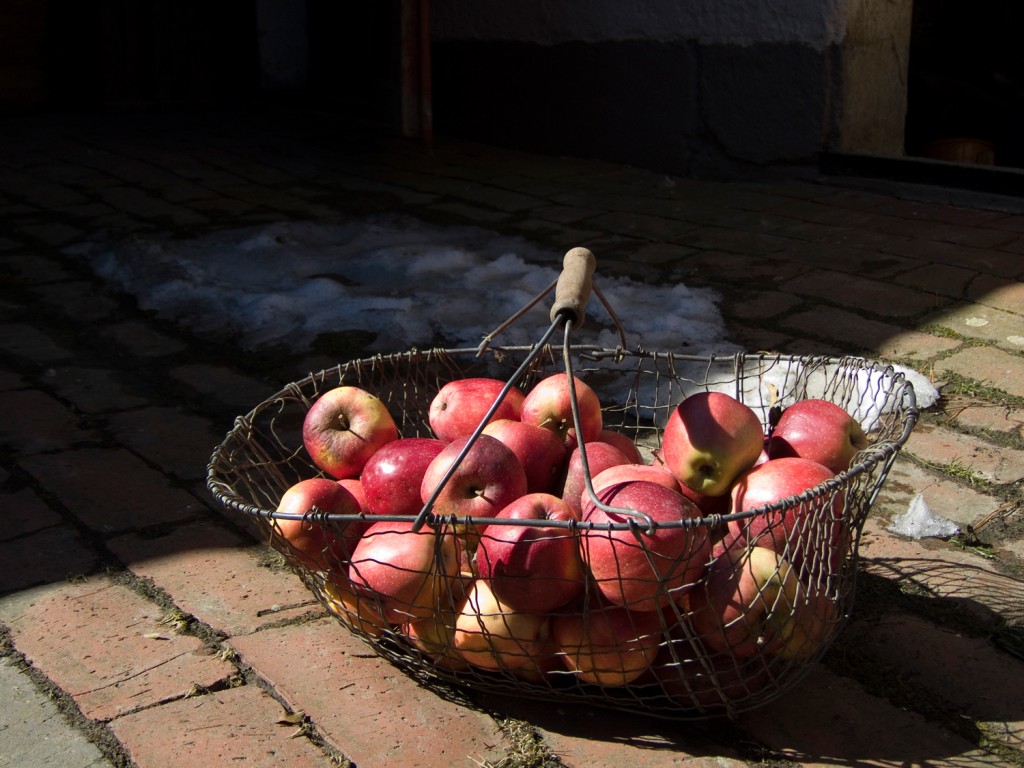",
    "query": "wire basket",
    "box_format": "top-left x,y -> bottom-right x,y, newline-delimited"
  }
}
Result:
207,254 -> 918,720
